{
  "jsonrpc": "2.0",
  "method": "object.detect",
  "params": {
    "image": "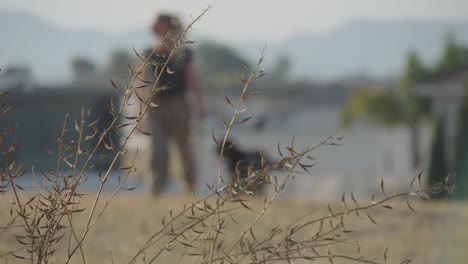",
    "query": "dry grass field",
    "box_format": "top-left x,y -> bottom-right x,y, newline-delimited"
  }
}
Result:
0,192 -> 467,263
